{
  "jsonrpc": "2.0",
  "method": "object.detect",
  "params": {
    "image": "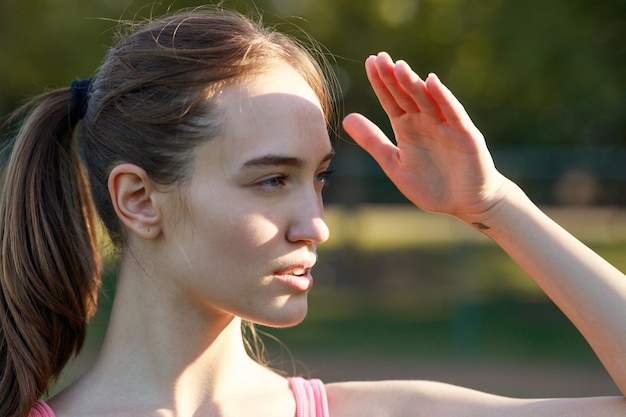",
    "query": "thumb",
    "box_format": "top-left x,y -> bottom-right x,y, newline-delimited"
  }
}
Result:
342,113 -> 398,172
